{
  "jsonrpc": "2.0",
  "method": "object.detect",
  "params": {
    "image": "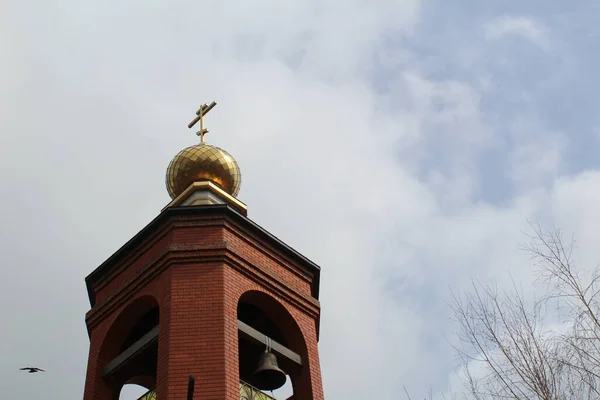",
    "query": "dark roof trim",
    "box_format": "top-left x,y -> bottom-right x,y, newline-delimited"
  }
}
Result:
85,204 -> 321,306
